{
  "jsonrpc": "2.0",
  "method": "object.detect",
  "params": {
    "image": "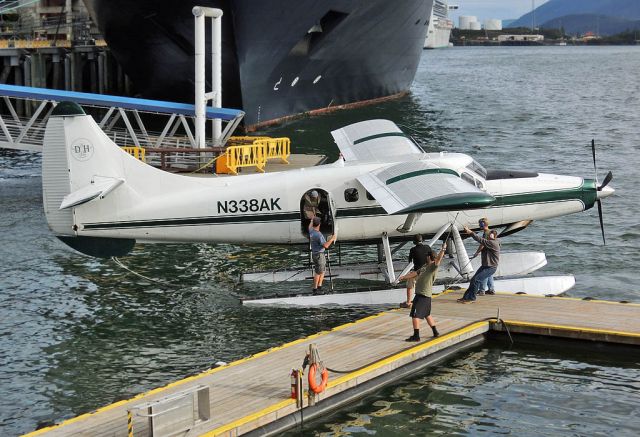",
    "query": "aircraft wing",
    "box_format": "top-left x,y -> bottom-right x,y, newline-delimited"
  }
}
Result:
357,161 -> 496,214
331,119 -> 422,162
